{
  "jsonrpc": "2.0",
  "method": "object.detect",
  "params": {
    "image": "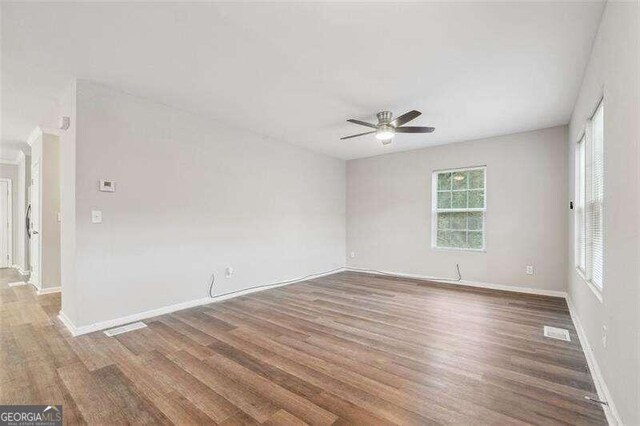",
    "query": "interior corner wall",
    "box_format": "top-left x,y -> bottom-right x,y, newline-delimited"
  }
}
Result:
63,79 -> 346,328
60,81 -> 78,324
566,2 -> 640,424
346,125 -> 568,293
